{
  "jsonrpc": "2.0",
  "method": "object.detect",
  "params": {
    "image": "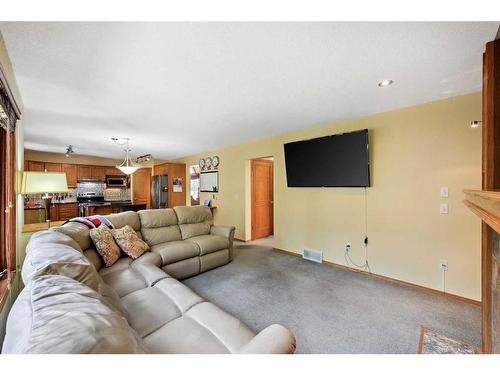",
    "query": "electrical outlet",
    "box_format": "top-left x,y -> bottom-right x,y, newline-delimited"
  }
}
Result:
440,187 -> 449,198
345,244 -> 351,252
440,203 -> 449,214
439,259 -> 448,271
